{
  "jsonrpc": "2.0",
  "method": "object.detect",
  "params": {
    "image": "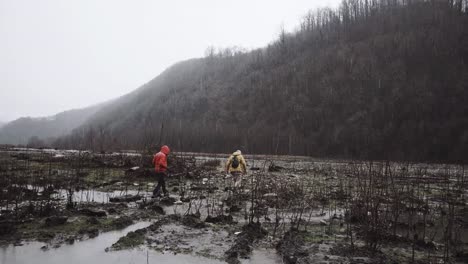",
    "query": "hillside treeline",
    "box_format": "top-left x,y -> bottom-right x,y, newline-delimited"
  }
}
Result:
55,0 -> 468,163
